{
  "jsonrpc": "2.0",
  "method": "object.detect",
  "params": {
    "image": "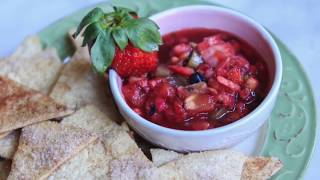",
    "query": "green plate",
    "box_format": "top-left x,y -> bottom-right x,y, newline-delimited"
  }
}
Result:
39,0 -> 317,179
